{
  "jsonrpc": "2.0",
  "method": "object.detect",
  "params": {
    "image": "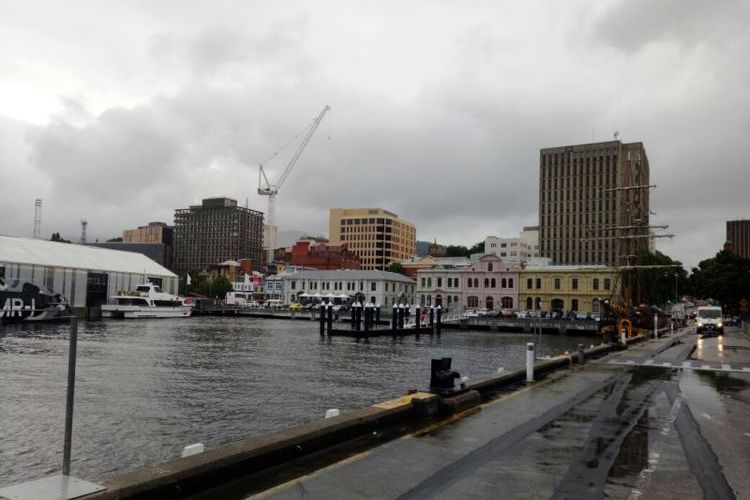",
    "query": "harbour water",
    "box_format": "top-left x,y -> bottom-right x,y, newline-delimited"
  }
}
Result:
0,317 -> 591,486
